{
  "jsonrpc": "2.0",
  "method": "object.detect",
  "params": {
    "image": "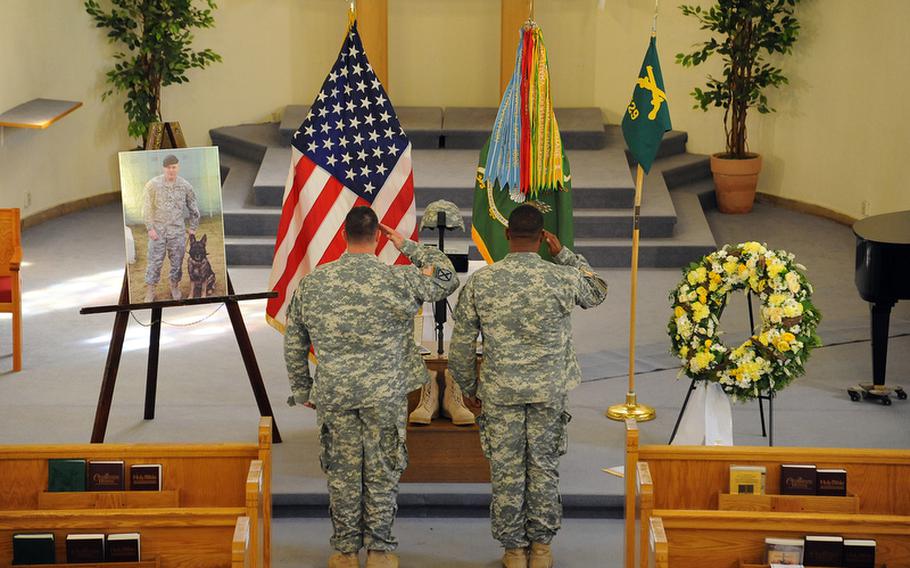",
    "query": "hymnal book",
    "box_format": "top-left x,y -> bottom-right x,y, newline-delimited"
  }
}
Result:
843,539 -> 876,568
130,464 -> 162,491
803,535 -> 843,566
106,533 -> 141,562
87,460 -> 125,491
12,533 -> 56,565
66,534 -> 106,563
48,458 -> 86,492
765,537 -> 804,565
729,465 -> 766,495
816,468 -> 847,496
780,464 -> 817,495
